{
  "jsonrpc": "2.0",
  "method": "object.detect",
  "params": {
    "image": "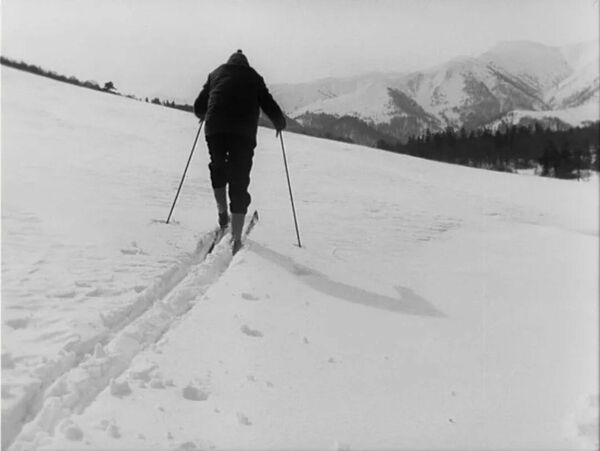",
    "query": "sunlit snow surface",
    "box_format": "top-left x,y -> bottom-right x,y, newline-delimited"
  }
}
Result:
2,66 -> 598,449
